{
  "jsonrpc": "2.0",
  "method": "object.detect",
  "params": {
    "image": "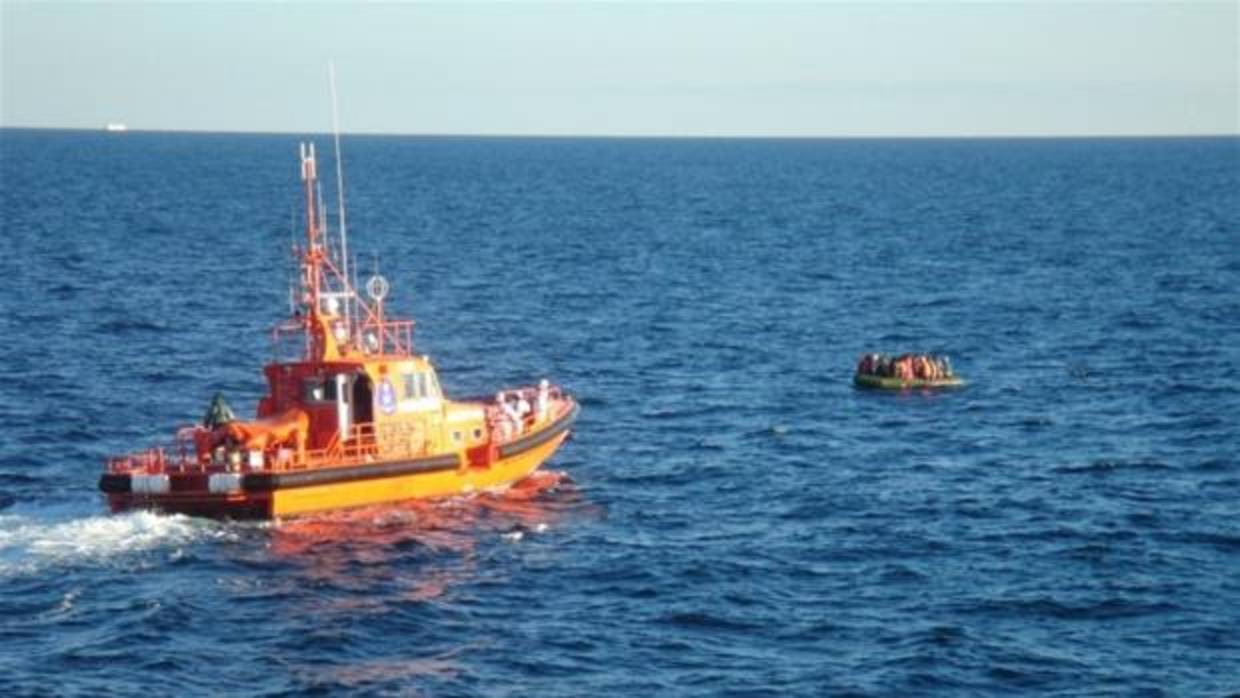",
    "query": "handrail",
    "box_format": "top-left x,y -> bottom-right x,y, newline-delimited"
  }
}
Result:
270,317 -> 415,361
106,383 -> 573,476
